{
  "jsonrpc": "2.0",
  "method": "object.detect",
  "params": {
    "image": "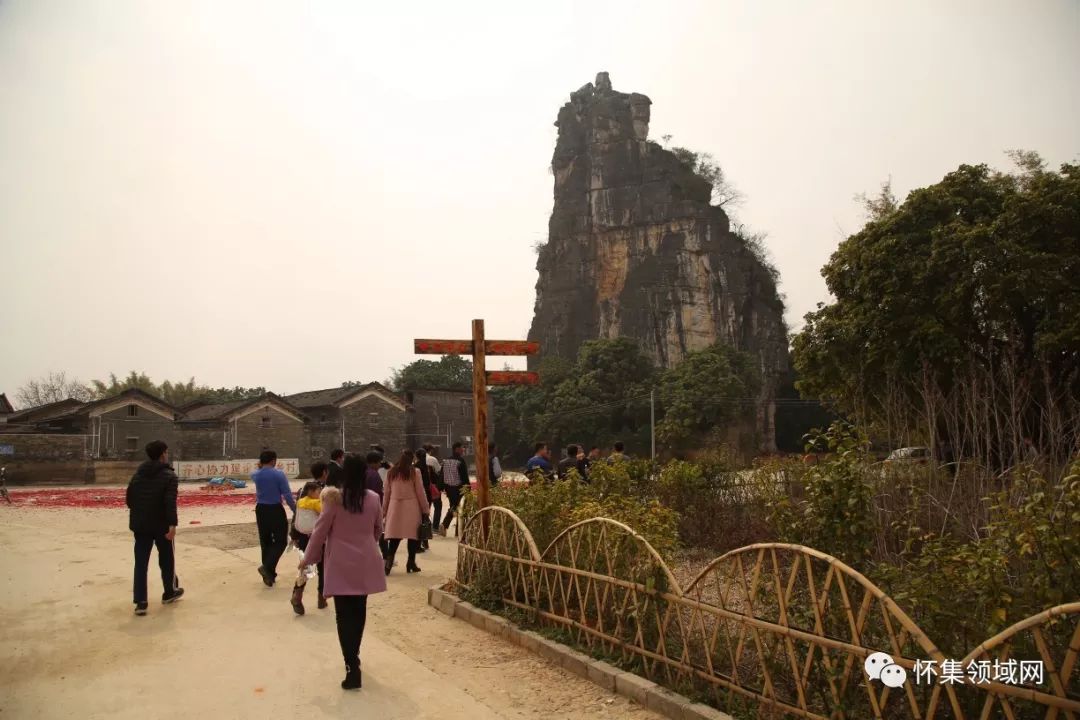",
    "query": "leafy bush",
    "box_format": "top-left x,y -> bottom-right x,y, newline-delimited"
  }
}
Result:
754,423 -> 1080,658
478,419 -> 1078,665
871,462 -> 1080,657
655,451 -> 773,552
490,469 -> 679,558
762,423 -> 876,564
